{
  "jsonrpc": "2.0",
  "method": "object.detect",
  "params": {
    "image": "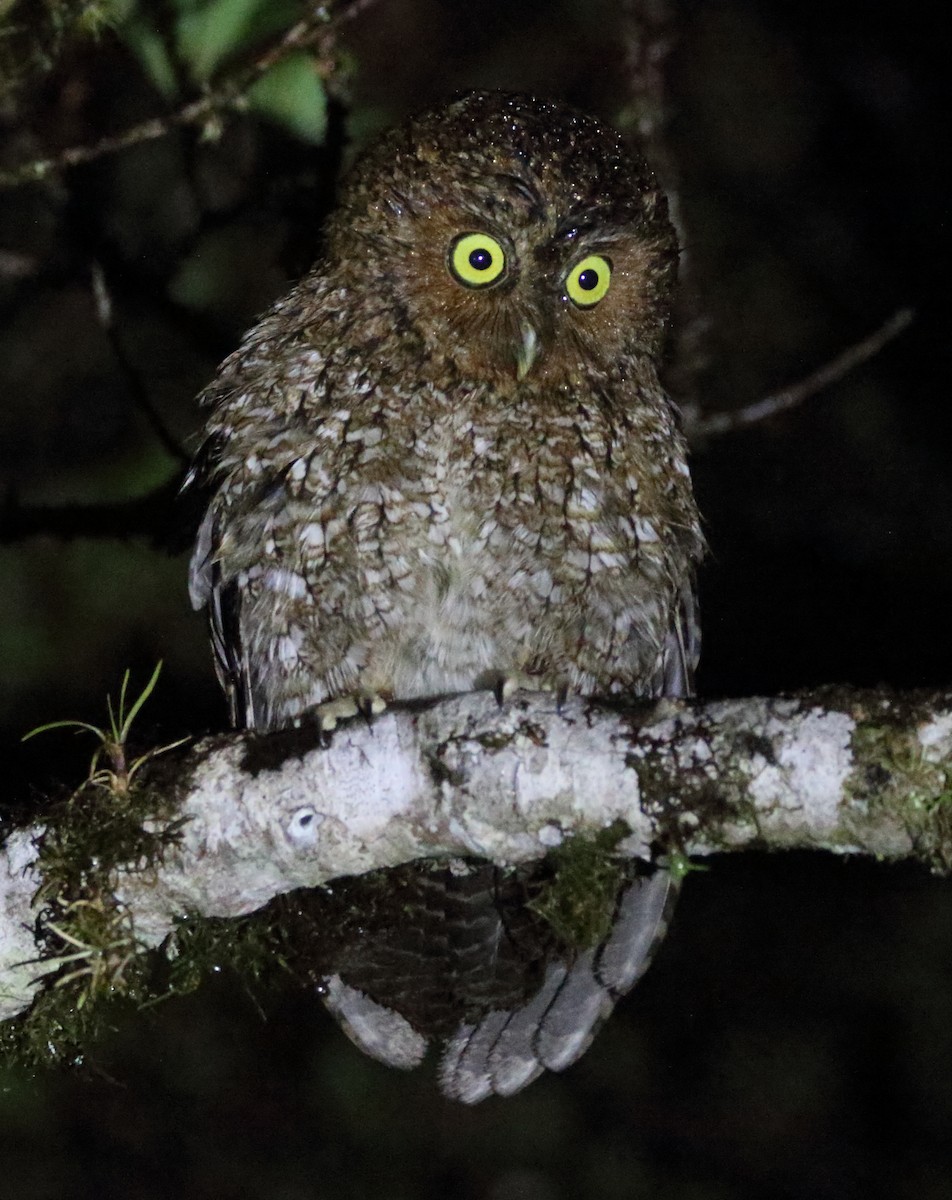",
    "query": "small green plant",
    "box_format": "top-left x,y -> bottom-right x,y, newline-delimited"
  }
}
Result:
0,662 -> 192,1067
22,661 -> 185,796
36,897 -> 139,1003
666,850 -> 708,882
